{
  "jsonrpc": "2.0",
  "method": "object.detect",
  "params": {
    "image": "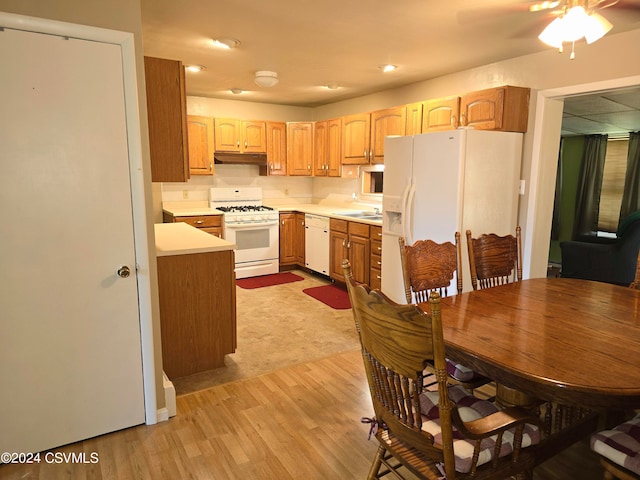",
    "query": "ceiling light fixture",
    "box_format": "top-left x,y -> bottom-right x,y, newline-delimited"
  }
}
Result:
538,4 -> 612,59
254,71 -> 279,88
378,64 -> 397,73
185,64 -> 205,73
229,88 -> 244,95
324,83 -> 340,90
212,38 -> 240,49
